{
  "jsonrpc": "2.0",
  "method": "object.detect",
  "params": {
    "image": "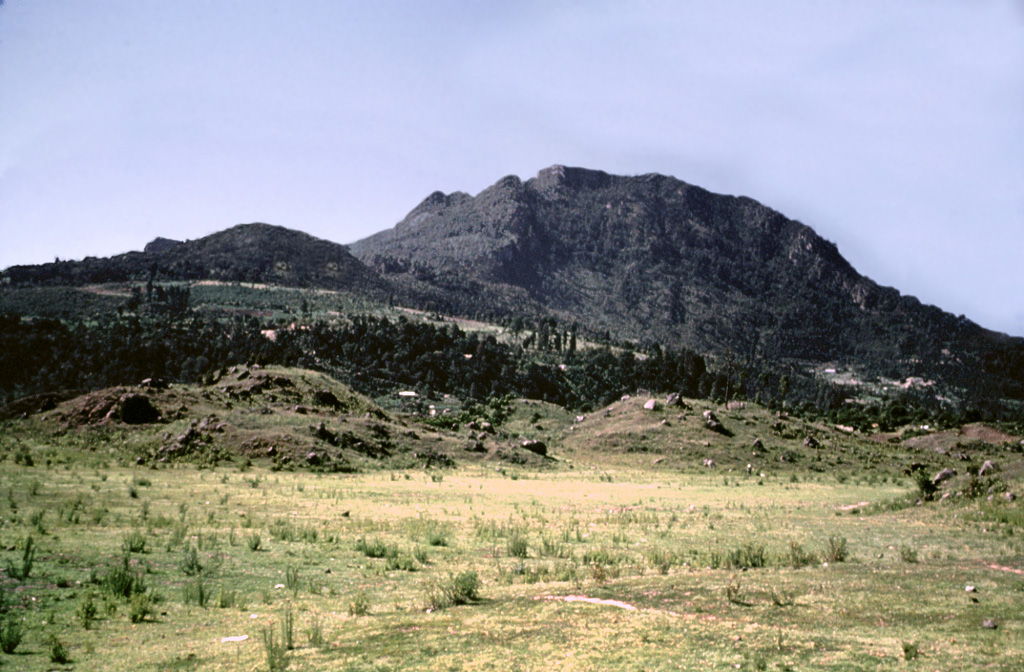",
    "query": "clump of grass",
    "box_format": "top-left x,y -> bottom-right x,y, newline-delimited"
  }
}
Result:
246,532 -> 262,552
182,577 -> 209,607
786,541 -> 816,568
305,613 -> 326,649
355,536 -> 395,559
726,542 -> 767,569
29,509 -> 46,534
901,641 -> 919,661
284,566 -> 300,596
4,534 -> 36,580
261,624 -> 291,672
281,608 -> 295,650
216,585 -> 237,609
425,571 -> 480,611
